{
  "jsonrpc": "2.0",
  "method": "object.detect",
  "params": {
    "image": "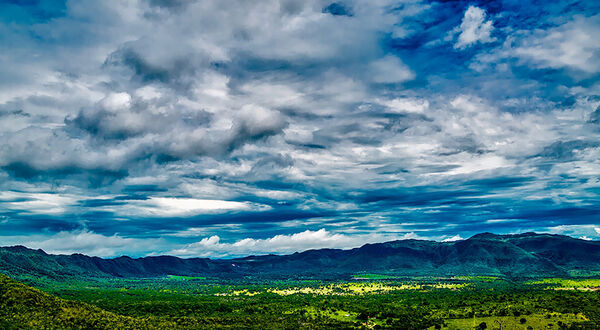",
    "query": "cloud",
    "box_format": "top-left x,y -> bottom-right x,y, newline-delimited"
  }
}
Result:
119,197 -> 269,217
472,14 -> 600,76
442,234 -> 463,242
514,15 -> 600,72
589,107 -> 600,124
169,228 -> 396,258
0,191 -> 77,215
380,97 -> 429,114
10,229 -> 162,257
230,105 -> 287,149
545,225 -> 600,239
0,0 -> 599,256
368,55 -> 415,83
322,2 -> 353,17
454,6 -> 495,49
